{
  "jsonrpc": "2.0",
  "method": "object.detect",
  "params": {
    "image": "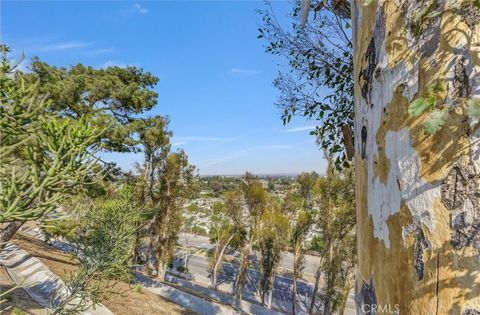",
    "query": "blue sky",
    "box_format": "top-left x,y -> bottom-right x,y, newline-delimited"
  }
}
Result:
2,1 -> 327,175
